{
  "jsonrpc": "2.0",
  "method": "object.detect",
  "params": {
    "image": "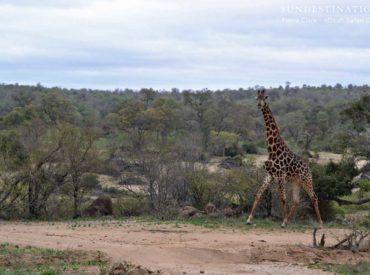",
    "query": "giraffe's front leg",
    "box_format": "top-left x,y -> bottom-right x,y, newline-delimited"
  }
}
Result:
247,174 -> 272,224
